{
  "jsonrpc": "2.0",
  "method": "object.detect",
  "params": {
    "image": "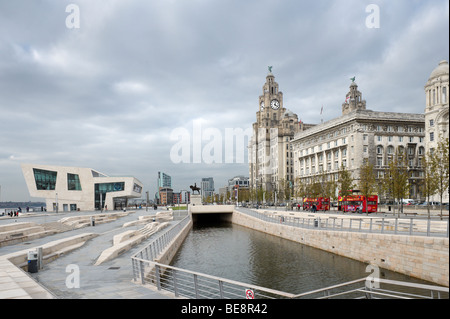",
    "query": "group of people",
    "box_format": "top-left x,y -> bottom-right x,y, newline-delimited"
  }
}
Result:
302,204 -> 318,213
6,210 -> 20,217
1,207 -> 22,217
